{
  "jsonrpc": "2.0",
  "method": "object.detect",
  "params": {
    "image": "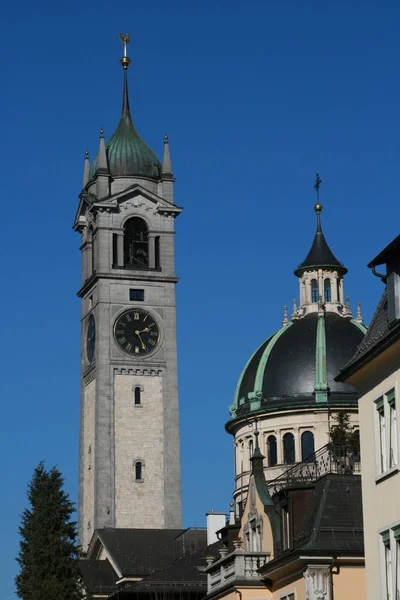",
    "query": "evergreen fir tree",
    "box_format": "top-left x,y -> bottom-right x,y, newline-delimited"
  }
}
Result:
16,462 -> 85,600
329,412 -> 360,452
